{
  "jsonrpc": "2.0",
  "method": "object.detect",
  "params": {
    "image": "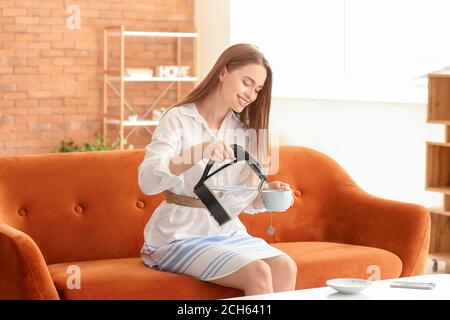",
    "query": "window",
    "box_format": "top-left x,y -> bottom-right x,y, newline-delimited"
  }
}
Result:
230,0 -> 450,102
